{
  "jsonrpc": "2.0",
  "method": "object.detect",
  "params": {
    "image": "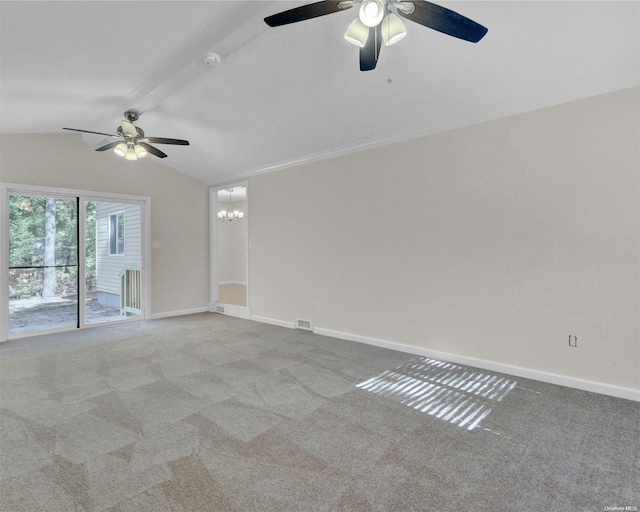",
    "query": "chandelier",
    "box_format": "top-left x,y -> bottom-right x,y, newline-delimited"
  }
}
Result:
218,188 -> 244,221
